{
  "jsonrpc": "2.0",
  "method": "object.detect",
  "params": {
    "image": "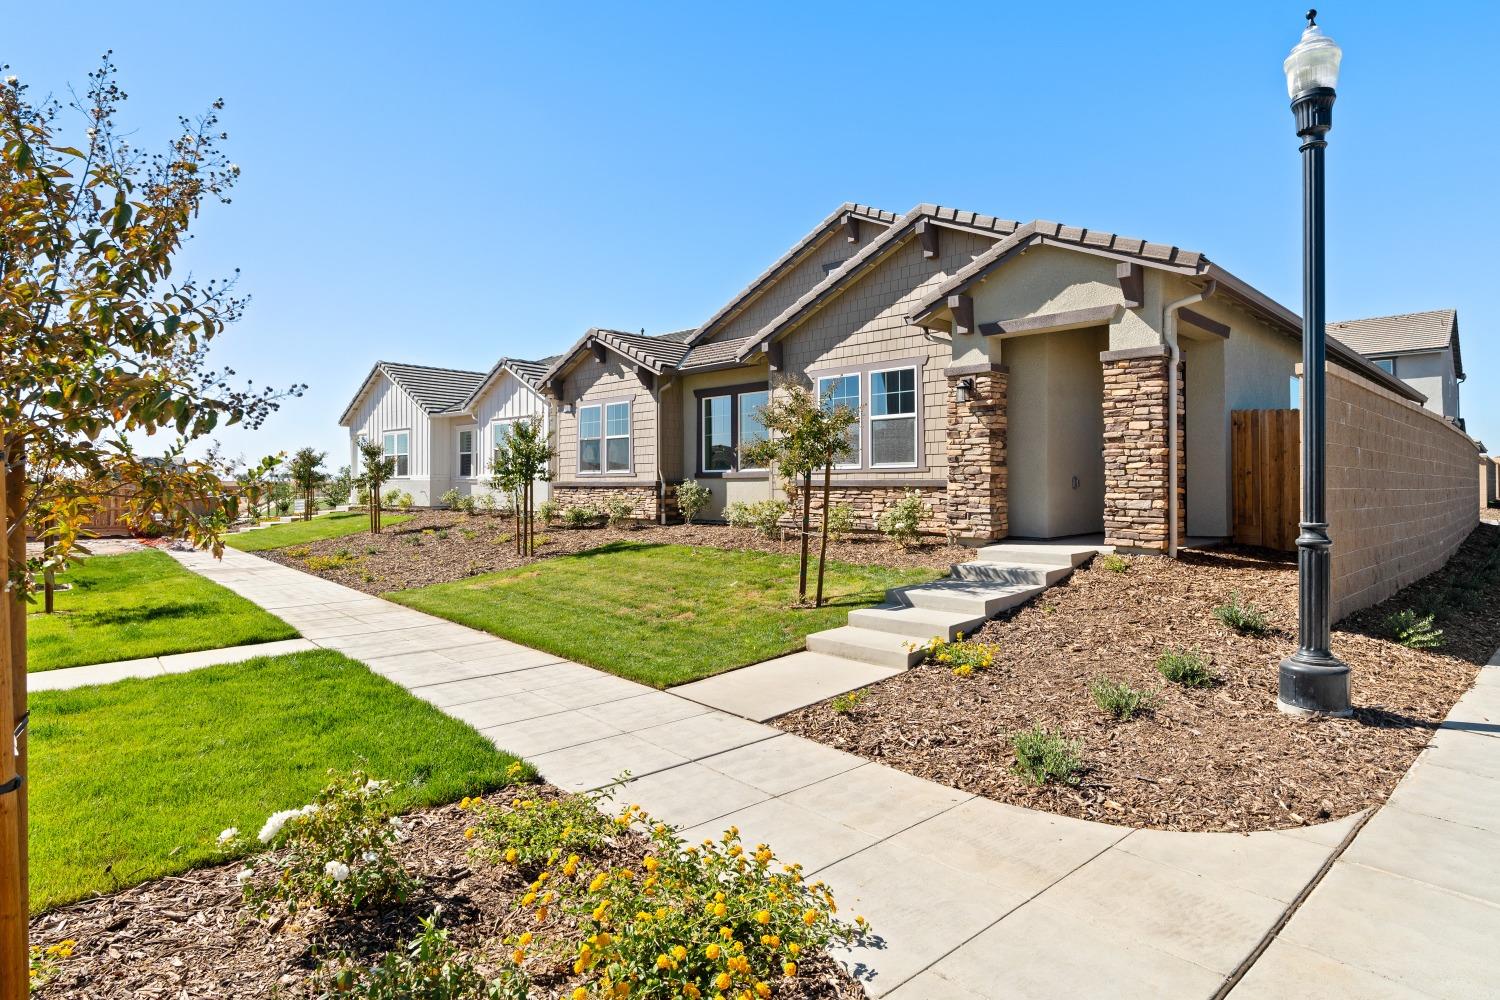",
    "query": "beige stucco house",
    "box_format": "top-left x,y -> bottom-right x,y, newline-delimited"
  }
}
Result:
536,202 -> 1421,553
1328,309 -> 1464,426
